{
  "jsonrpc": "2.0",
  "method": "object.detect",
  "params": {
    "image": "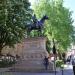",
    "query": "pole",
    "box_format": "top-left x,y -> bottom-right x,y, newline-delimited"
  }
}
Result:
61,65 -> 64,75
61,68 -> 63,75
